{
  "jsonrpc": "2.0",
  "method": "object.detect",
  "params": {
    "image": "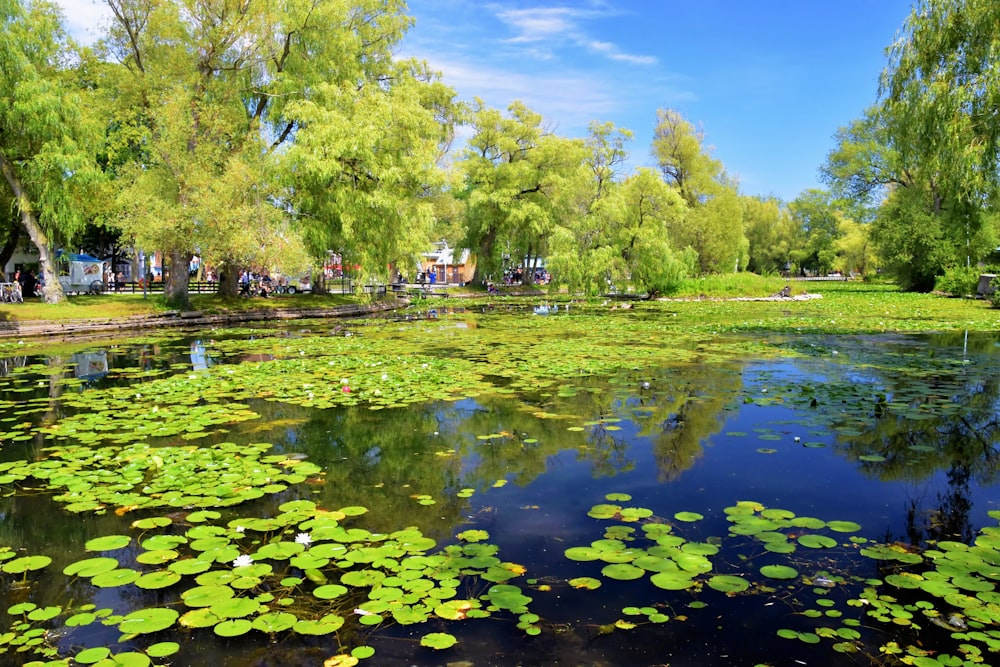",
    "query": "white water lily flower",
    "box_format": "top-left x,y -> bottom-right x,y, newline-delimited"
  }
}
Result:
353,608 -> 375,616
381,373 -> 388,380
235,525 -> 246,533
341,378 -> 350,384
295,532 -> 312,546
232,554 -> 253,568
